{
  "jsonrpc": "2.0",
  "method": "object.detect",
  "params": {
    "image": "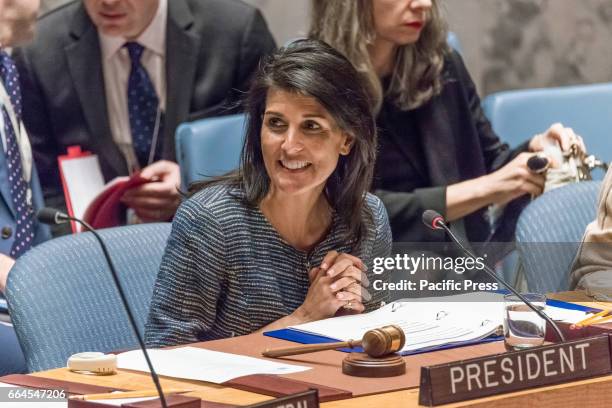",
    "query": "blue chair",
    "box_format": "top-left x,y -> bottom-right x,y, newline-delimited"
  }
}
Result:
175,114 -> 247,188
482,83 -> 612,174
515,181 -> 601,293
5,223 -> 171,372
0,323 -> 26,375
